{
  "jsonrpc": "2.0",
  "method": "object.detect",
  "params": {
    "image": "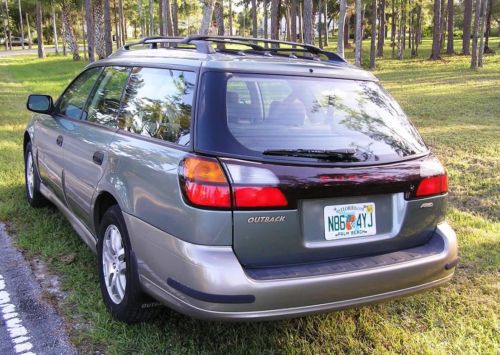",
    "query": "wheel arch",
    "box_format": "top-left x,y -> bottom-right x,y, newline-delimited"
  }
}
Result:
93,191 -> 121,235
